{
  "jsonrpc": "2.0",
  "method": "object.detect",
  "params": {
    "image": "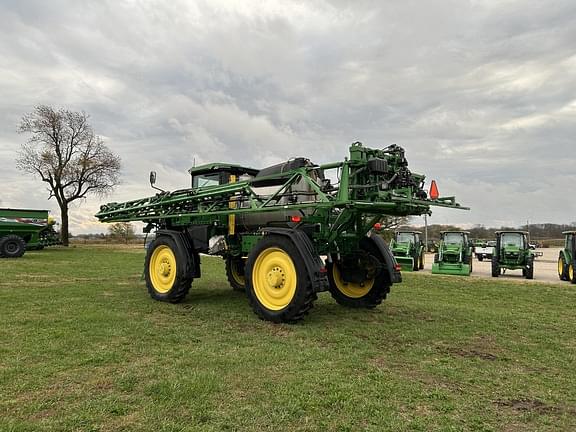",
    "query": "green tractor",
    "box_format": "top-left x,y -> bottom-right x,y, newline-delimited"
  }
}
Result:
96,142 -> 467,323
431,231 -> 473,276
557,231 -> 576,283
491,231 -> 534,279
0,208 -> 60,258
390,230 -> 425,271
